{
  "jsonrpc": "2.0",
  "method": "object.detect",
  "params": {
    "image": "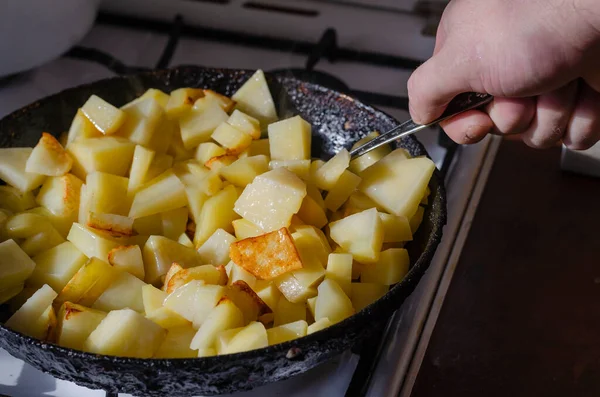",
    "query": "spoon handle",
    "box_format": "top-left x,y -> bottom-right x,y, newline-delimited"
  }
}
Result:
349,92 -> 494,159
